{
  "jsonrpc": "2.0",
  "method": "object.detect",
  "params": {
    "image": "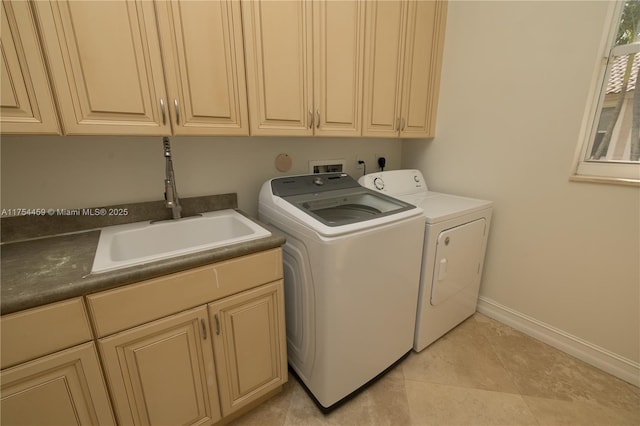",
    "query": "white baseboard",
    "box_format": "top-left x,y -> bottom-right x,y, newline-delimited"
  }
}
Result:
477,296 -> 640,388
